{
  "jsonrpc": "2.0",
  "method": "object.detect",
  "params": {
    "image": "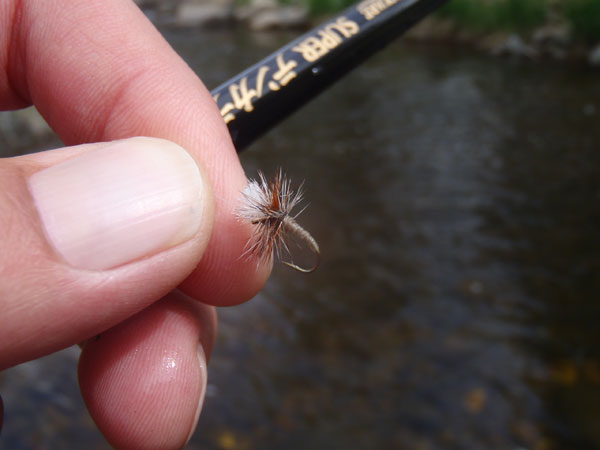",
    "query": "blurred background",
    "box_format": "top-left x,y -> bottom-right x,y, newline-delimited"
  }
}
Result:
2,0 -> 600,449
